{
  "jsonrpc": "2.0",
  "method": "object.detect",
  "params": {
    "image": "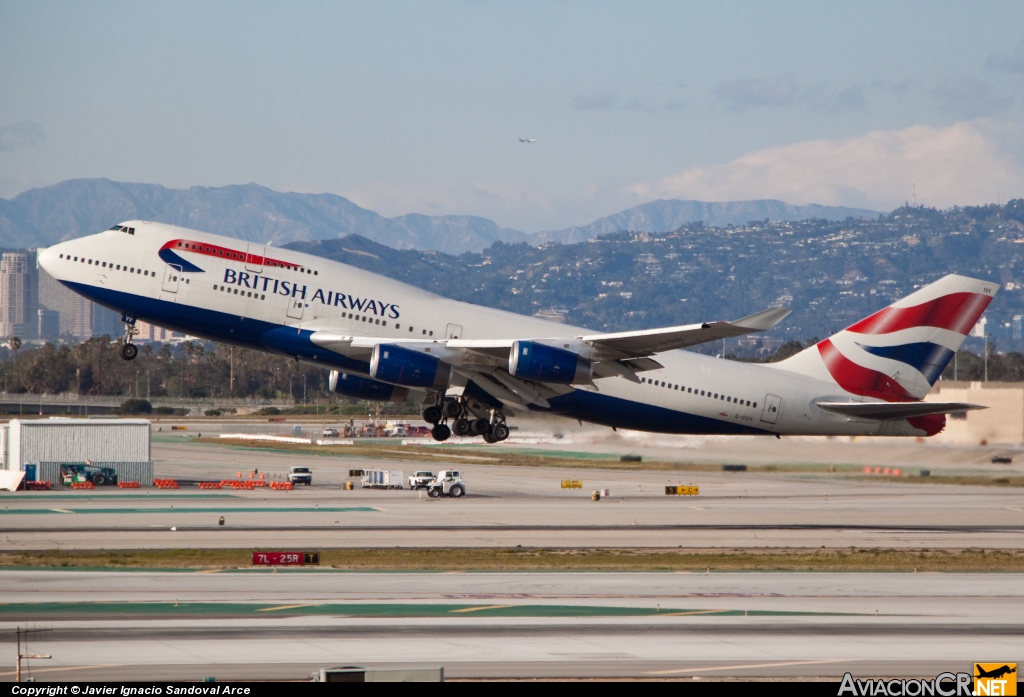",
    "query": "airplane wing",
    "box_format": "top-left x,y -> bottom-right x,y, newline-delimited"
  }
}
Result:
578,307 -> 791,357
310,307 -> 788,391
816,401 -> 984,420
